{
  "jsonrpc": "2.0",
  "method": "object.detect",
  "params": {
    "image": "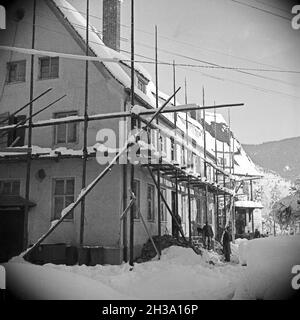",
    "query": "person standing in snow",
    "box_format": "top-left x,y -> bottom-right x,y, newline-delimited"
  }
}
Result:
254,228 -> 261,238
202,222 -> 214,250
222,226 -> 232,262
